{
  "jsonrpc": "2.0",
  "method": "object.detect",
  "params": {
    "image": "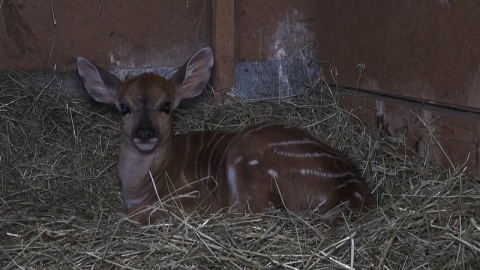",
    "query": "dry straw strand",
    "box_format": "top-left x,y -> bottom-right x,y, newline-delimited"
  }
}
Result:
1,71 -> 479,269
